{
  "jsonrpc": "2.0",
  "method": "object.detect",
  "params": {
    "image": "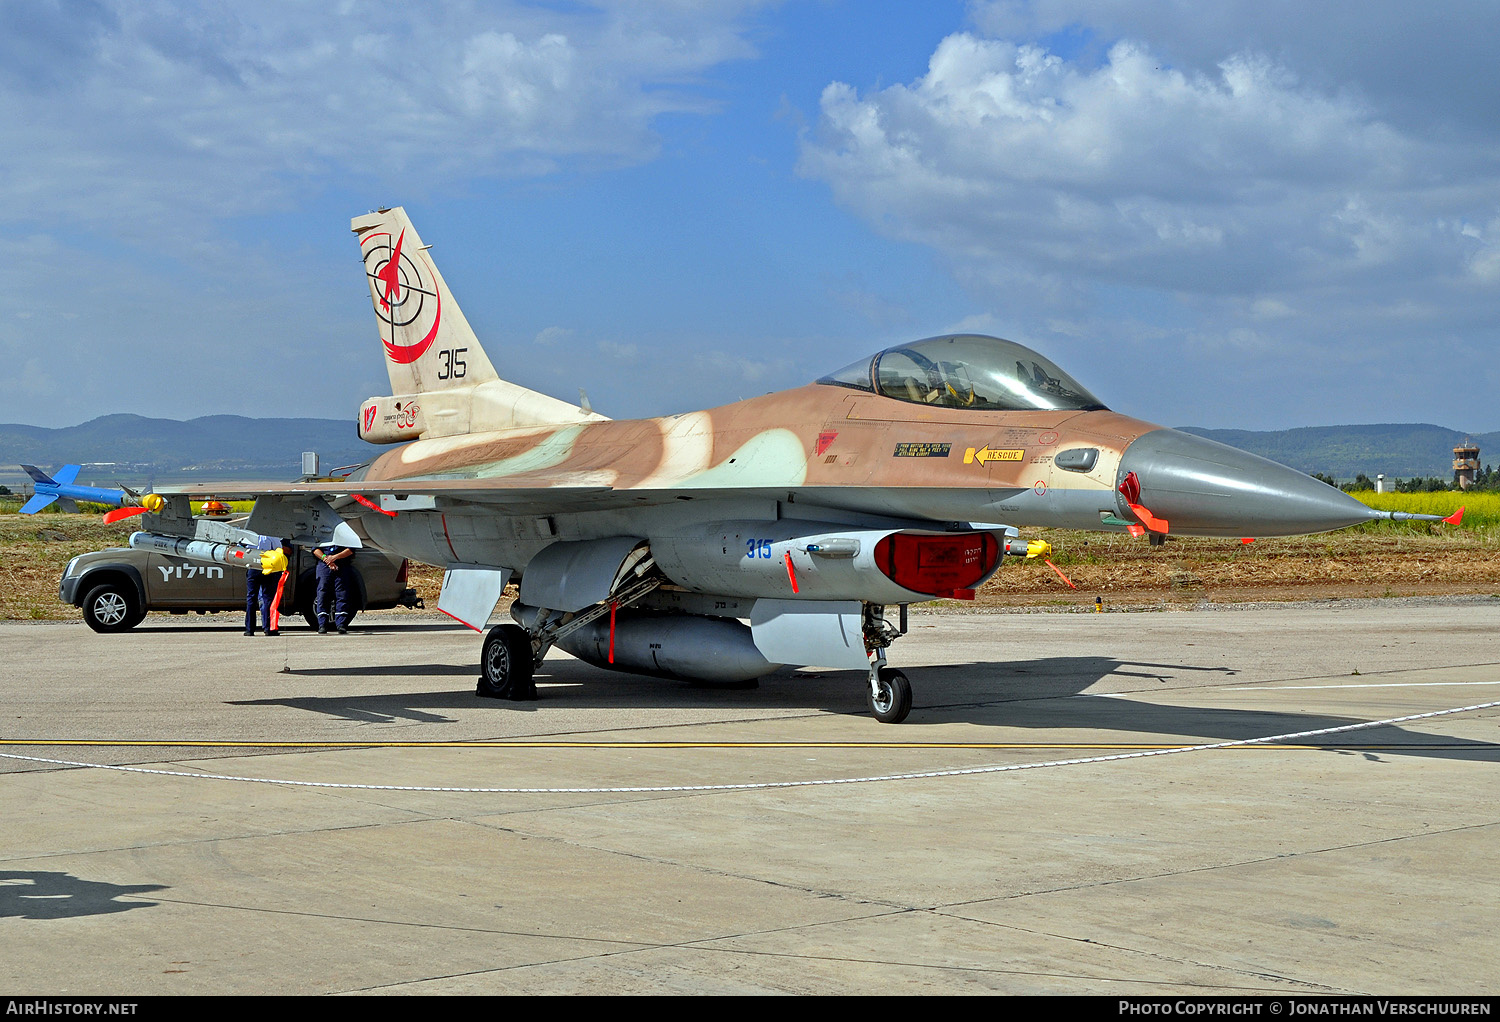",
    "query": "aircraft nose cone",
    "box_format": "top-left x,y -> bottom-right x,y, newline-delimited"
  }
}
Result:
1118,428 -> 1376,537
